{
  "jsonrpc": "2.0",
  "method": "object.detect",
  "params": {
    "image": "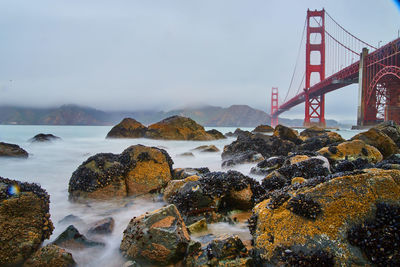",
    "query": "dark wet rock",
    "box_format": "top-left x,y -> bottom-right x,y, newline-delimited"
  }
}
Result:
163,177 -> 199,202
23,244 -> 76,267
347,202 -> 400,266
30,133 -> 61,142
221,134 -> 295,166
172,167 -> 210,180
286,194 -> 322,219
120,204 -> 191,265
250,156 -> 285,175
0,141 -> 29,158
332,158 -> 373,173
278,249 -> 335,267
318,140 -> 383,164
206,129 -> 226,139
193,145 -> 220,153
251,169 -> 400,266
273,124 -> 302,145
68,145 -> 173,200
225,128 -> 252,139
261,156 -> 330,193
375,120 -> 400,147
106,118 -> 147,138
87,217 -> 115,235
53,225 -> 104,249
169,171 -> 265,216
0,176 -> 53,266
375,154 -> 400,170
297,134 -> 344,152
222,151 -> 264,167
352,127 -> 398,158
185,235 -> 252,267
252,124 -> 274,133
146,116 -> 219,140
